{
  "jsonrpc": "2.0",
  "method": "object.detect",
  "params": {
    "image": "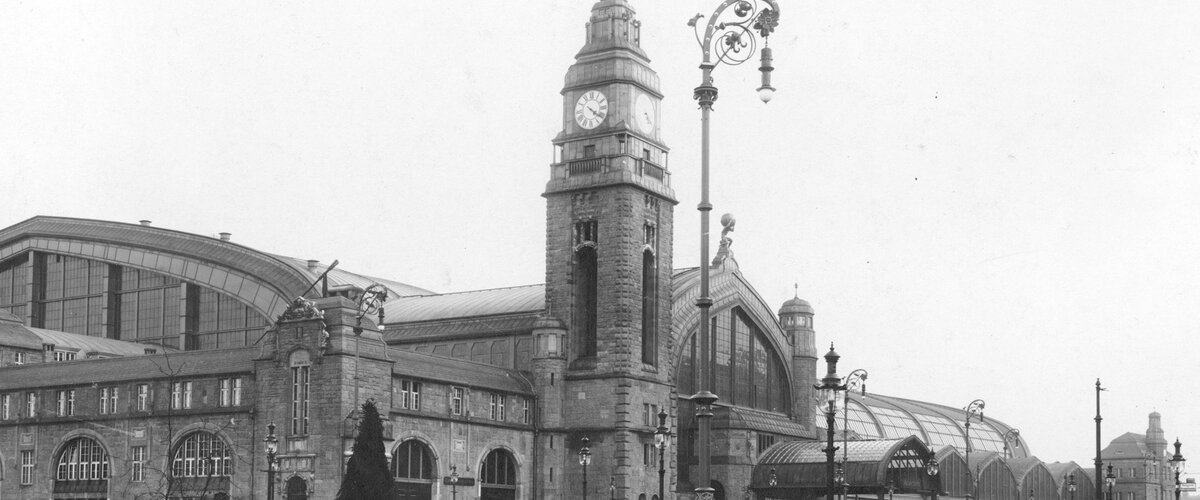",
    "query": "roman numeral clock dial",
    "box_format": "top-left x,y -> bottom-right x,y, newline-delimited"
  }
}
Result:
574,90 -> 608,130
